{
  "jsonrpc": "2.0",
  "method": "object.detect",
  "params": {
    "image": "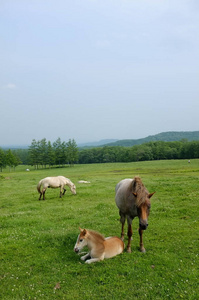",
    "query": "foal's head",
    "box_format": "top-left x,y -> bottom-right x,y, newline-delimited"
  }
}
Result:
74,228 -> 88,253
